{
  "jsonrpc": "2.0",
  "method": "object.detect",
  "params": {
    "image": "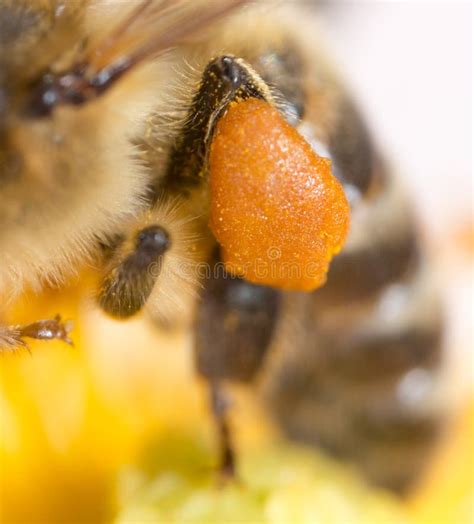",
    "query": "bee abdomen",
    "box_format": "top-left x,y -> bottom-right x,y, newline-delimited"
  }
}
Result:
262,263 -> 444,493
